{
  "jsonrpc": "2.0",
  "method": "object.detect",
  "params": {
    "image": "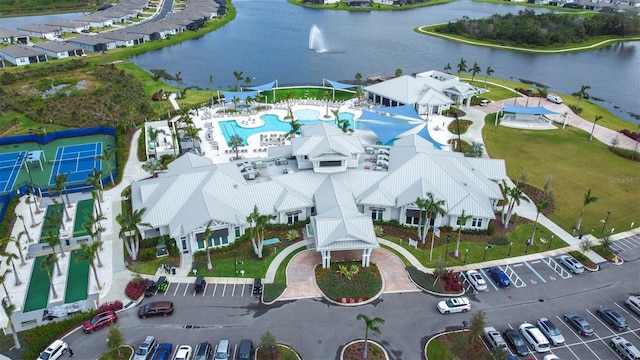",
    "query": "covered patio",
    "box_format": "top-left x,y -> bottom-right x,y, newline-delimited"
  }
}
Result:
497,104 -> 558,130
